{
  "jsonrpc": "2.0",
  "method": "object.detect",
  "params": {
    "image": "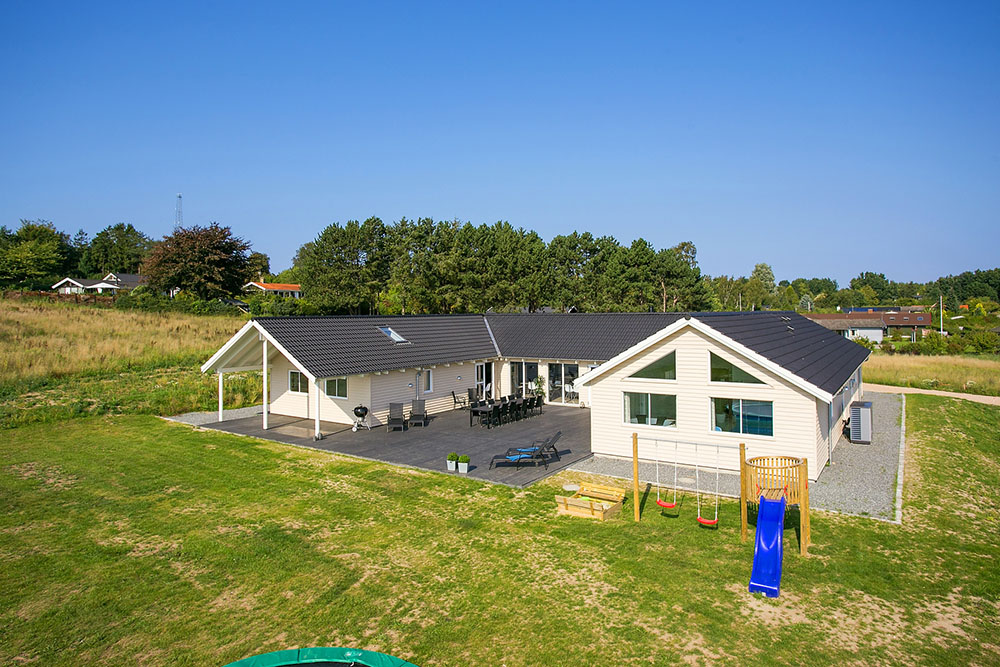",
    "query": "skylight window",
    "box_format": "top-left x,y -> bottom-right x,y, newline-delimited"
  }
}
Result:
378,326 -> 407,343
